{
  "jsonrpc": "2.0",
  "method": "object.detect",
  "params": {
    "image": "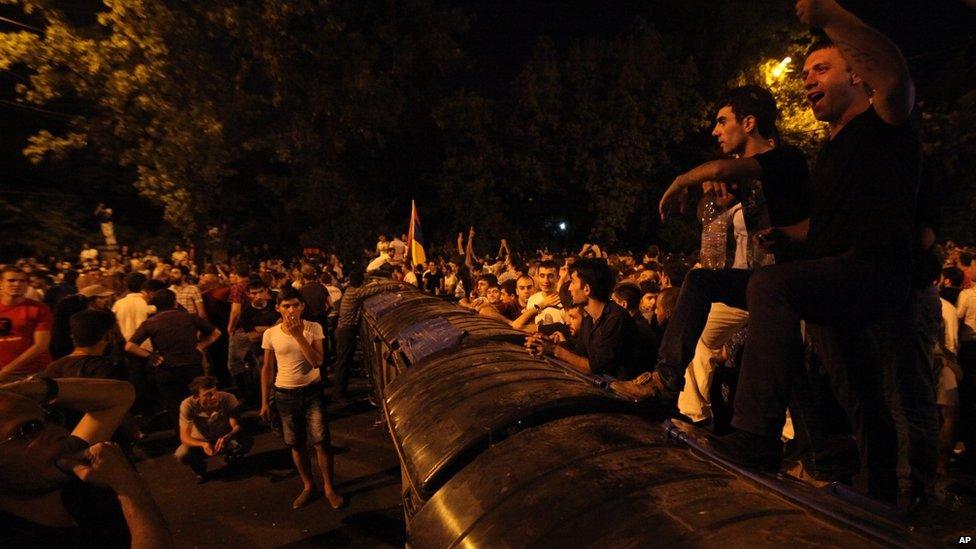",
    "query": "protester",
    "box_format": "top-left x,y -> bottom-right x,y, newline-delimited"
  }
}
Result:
175,376 -> 252,483
259,287 -> 344,510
